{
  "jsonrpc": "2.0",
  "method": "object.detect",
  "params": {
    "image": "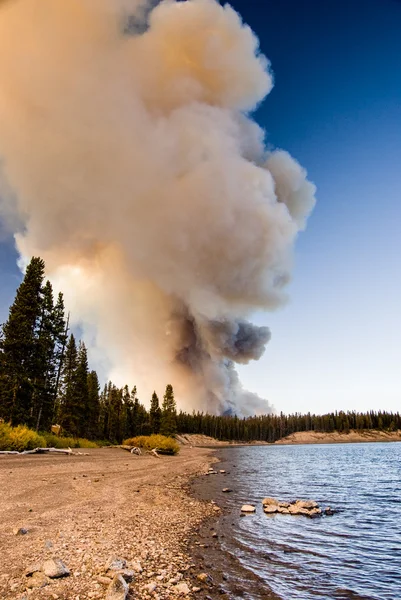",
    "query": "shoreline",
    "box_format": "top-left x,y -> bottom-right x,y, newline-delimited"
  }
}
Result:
0,446 -> 219,599
188,449 -> 280,600
179,429 -> 401,447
